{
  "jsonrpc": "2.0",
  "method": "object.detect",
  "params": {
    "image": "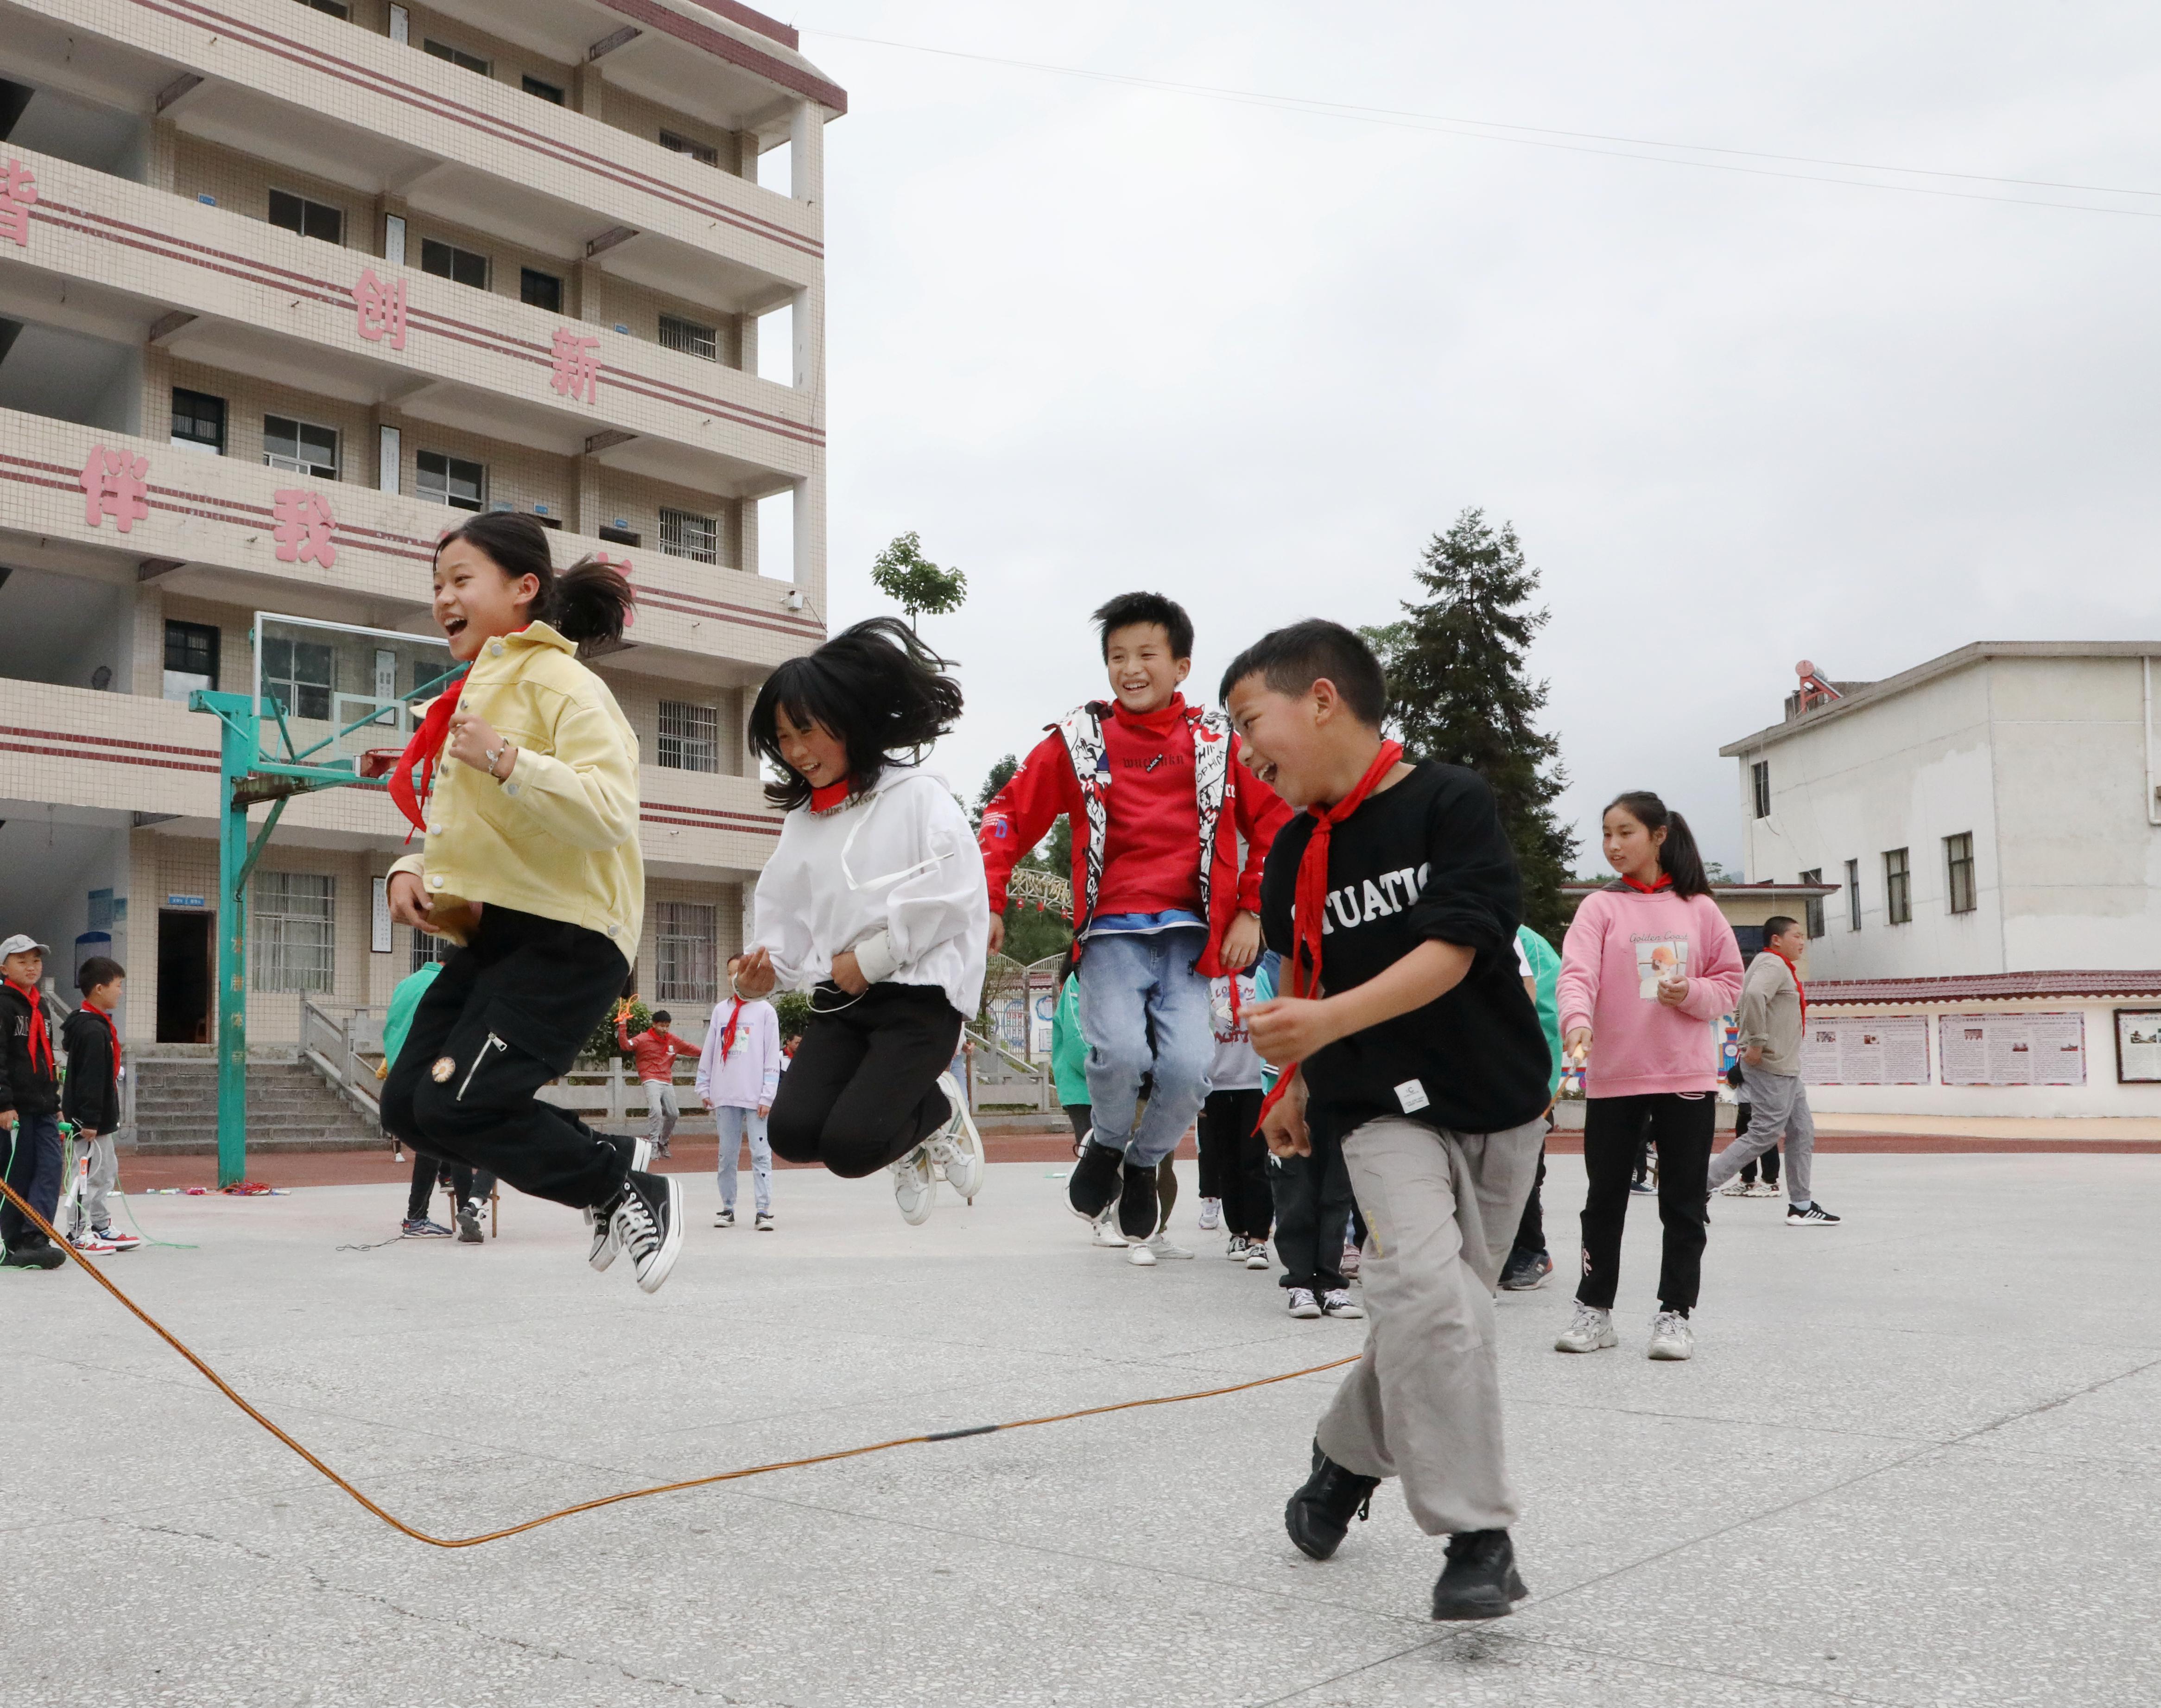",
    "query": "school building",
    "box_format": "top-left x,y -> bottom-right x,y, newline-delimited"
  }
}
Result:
1720,646 -> 2161,1118
0,0 -> 840,1054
